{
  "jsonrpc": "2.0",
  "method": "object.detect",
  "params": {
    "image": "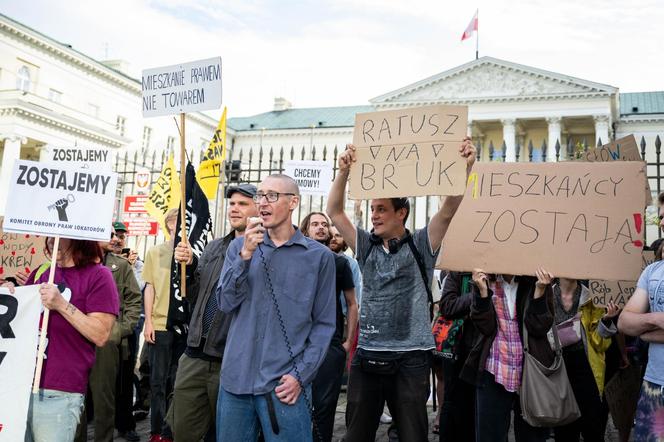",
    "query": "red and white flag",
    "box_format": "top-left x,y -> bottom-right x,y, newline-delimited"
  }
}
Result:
461,10 -> 478,41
